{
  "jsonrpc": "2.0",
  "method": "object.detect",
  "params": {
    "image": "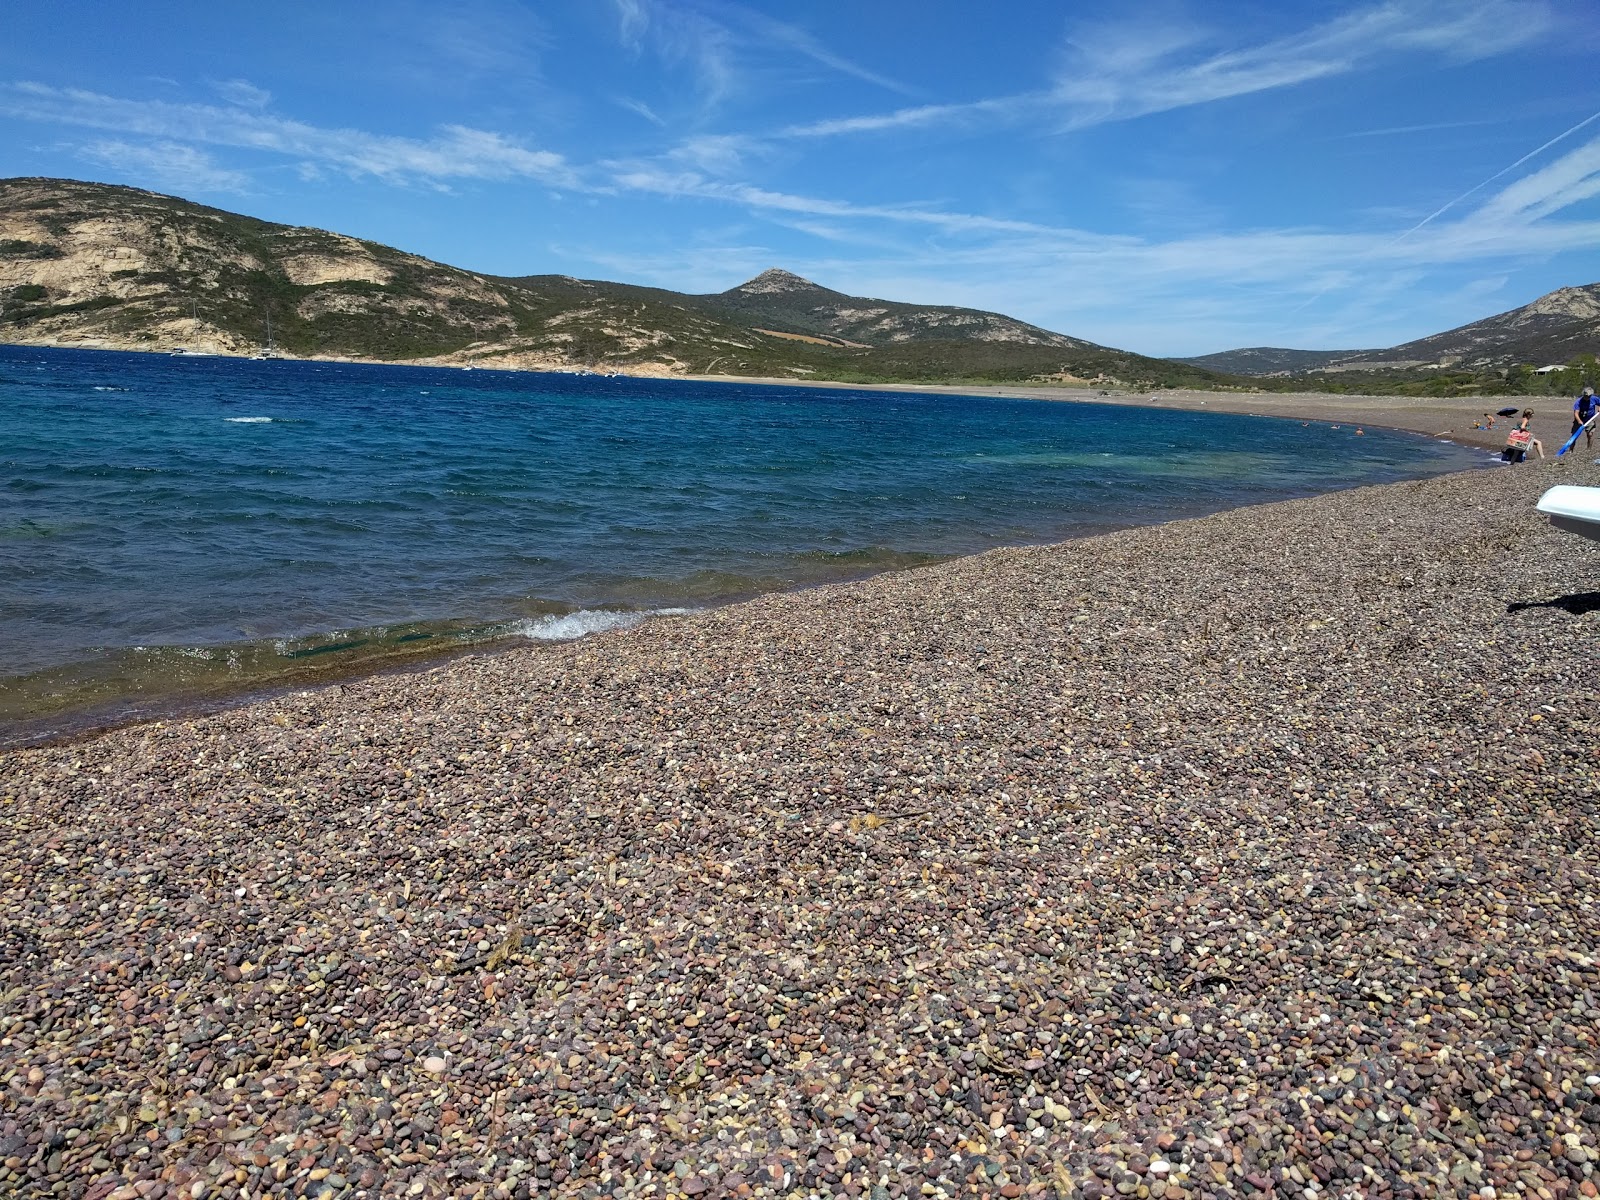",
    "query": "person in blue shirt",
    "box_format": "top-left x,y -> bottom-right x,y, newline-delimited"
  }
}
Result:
1573,385 -> 1599,452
